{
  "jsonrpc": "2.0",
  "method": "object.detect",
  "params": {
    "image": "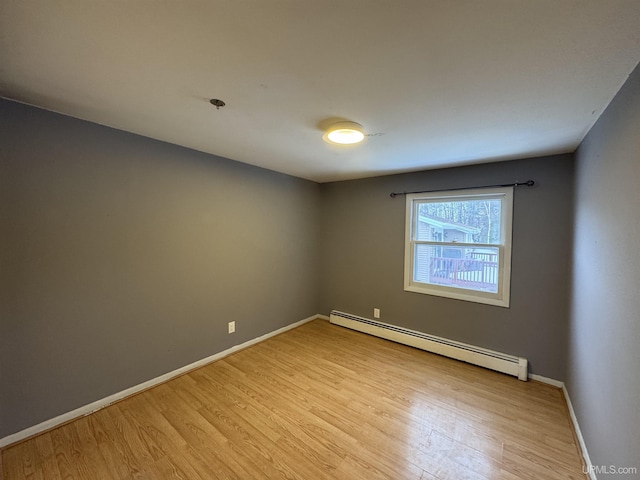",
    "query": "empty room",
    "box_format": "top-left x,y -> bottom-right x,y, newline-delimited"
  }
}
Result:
1,2 -> 639,479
